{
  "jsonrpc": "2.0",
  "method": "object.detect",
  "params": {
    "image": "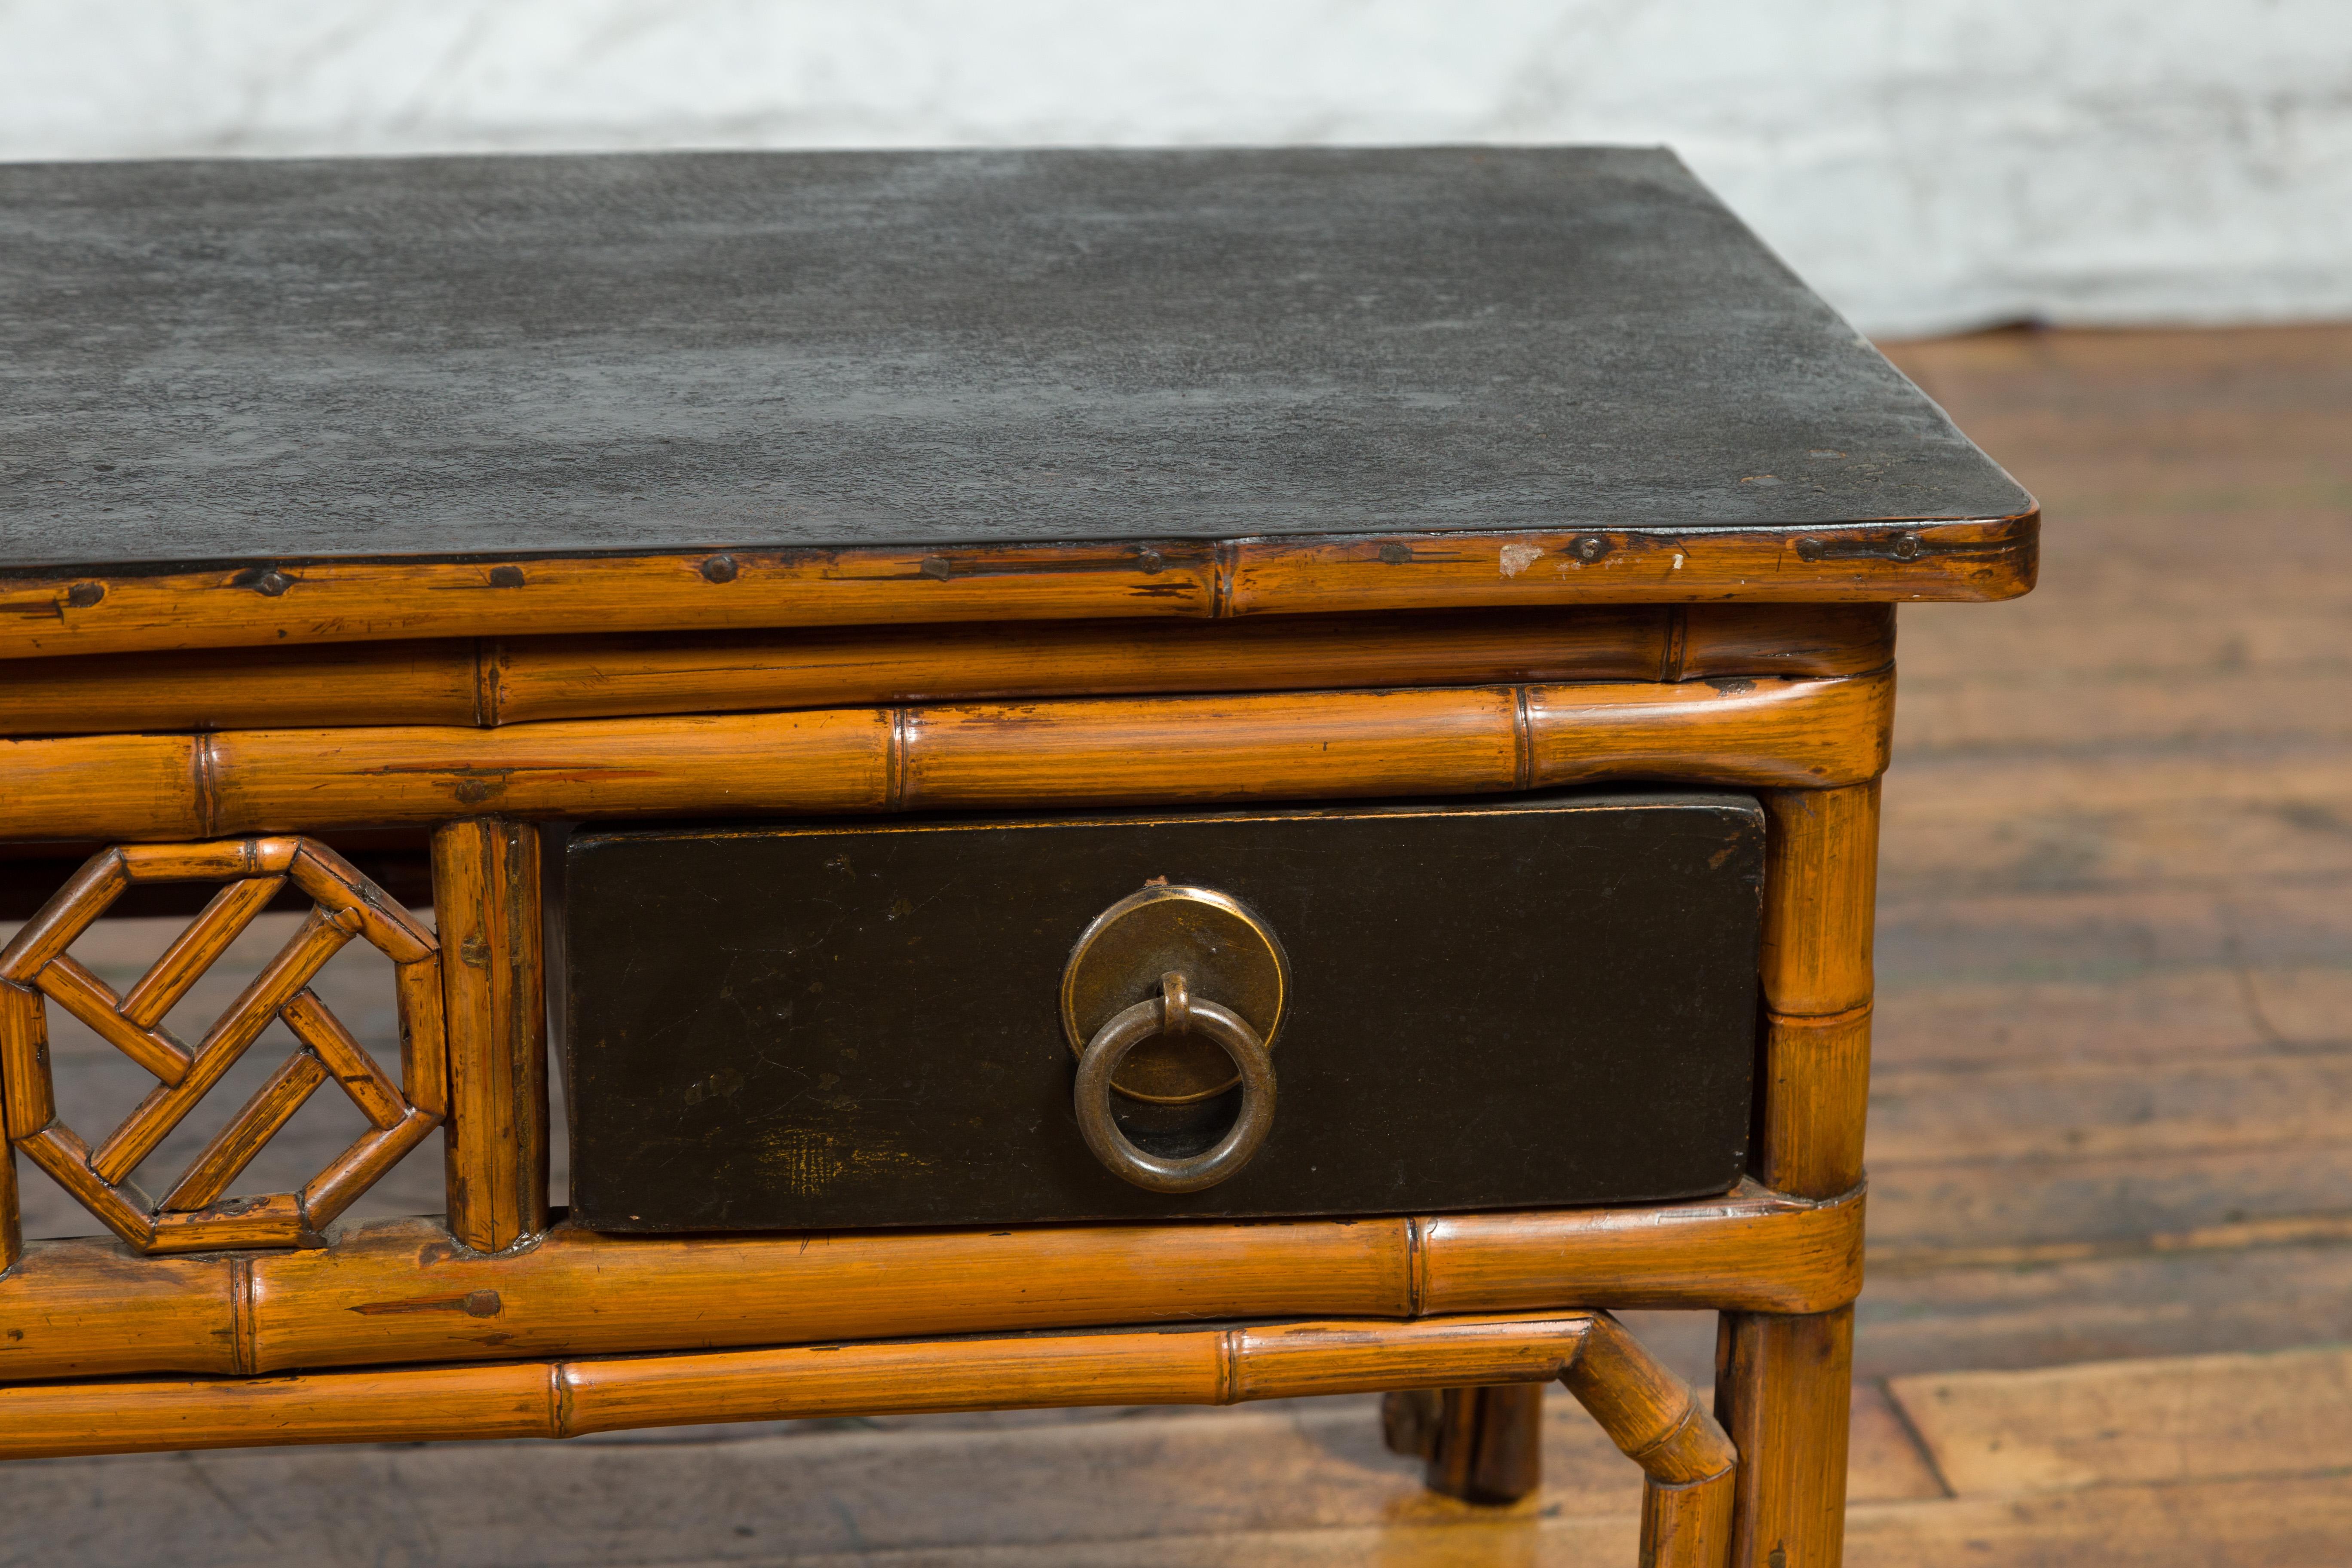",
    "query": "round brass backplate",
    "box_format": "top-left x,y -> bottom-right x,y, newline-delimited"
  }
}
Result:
1061,885 -> 1288,1105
